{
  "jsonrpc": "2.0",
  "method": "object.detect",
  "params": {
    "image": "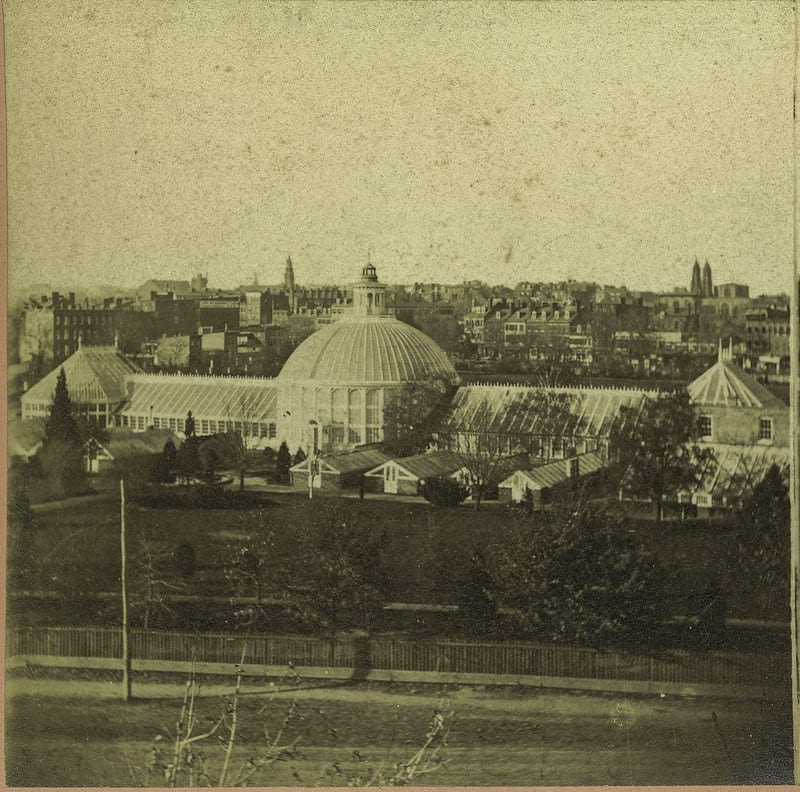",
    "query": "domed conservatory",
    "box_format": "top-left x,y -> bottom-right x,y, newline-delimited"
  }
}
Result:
277,264 -> 459,453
